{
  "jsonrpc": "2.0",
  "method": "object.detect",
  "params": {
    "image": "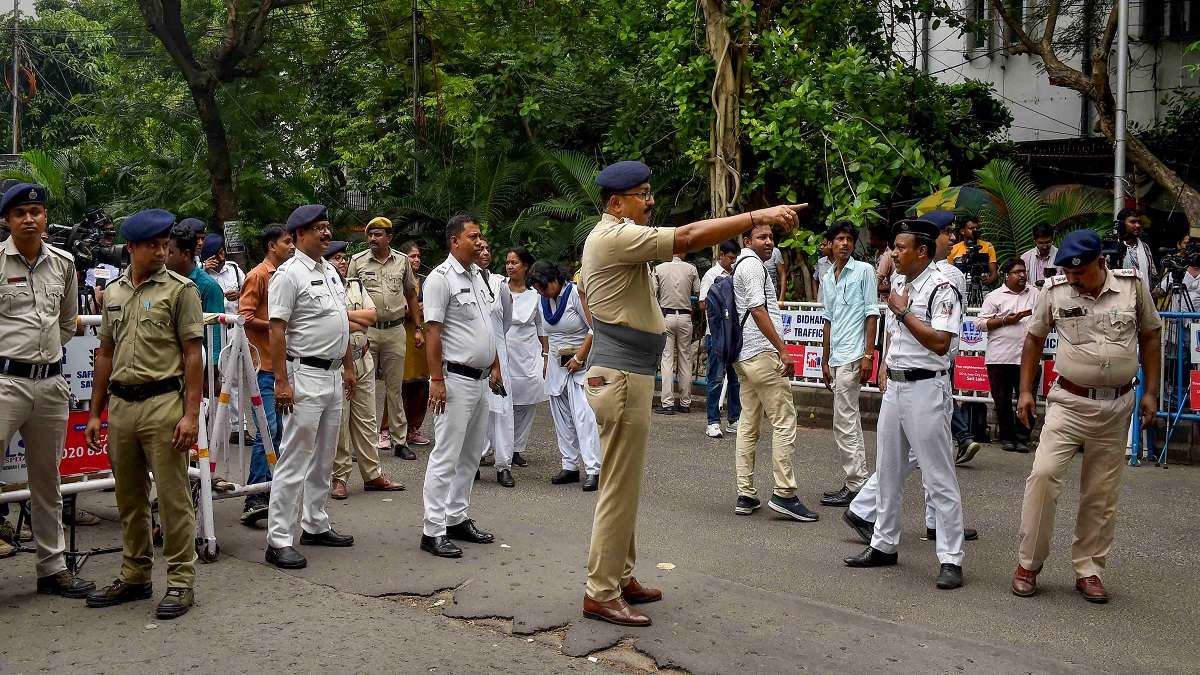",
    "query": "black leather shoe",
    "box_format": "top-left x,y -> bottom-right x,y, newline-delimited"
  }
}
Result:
936,563 -> 964,589
299,529 -> 355,547
654,406 -> 675,415
86,579 -> 153,608
512,452 -> 528,467
675,403 -> 690,414
582,474 -> 599,492
240,503 -> 268,527
843,546 -> 898,567
497,469 -> 515,488
37,570 -> 95,599
420,535 -> 463,558
822,487 -> 843,497
155,587 -> 194,619
842,510 -> 875,544
394,444 -> 417,460
820,486 -> 858,507
265,545 -> 308,569
446,519 -> 495,544
925,527 -> 979,542
551,469 -> 580,485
